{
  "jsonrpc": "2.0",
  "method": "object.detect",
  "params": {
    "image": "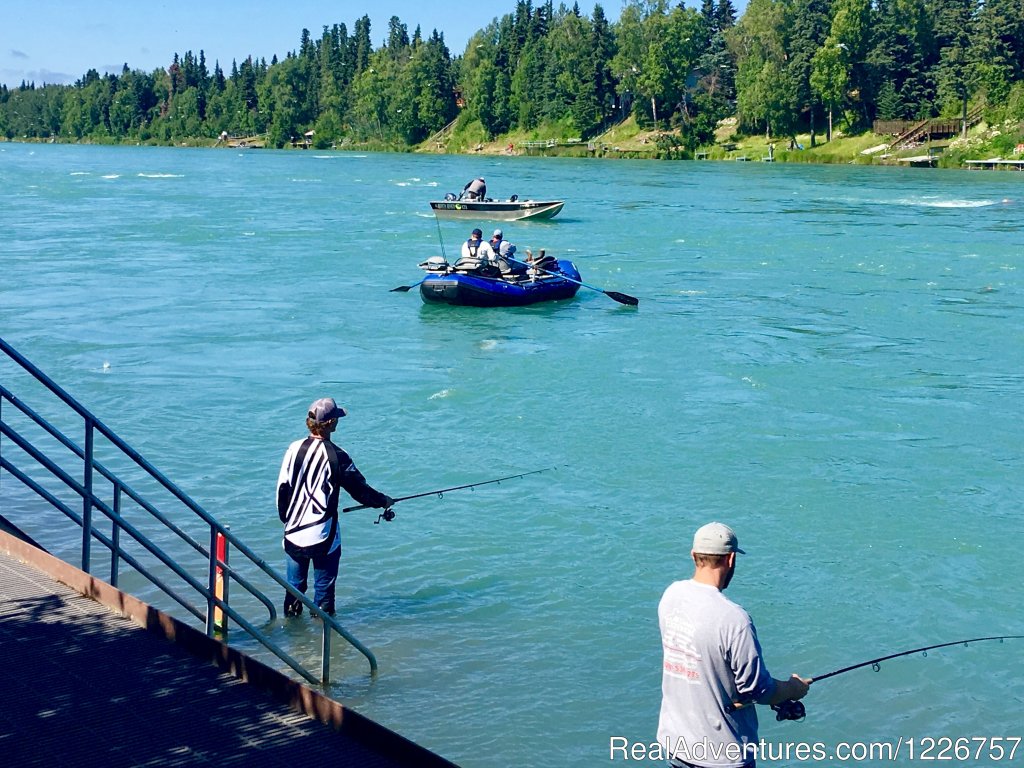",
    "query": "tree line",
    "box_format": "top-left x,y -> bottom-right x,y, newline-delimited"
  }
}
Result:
1,0 -> 1022,150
